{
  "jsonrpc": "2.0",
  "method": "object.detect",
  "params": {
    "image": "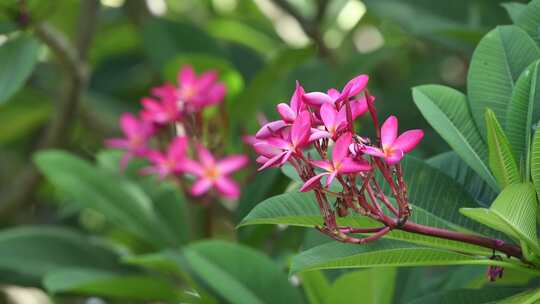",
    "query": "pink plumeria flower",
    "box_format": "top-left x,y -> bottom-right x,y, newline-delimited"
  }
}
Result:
106,113 -> 154,169
180,145 -> 248,199
141,137 -> 188,179
256,83 -> 306,139
317,101 -> 368,139
302,74 -> 369,108
176,65 -> 226,111
361,116 -> 424,165
140,94 -> 181,125
300,133 -> 371,192
257,111 -> 313,171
